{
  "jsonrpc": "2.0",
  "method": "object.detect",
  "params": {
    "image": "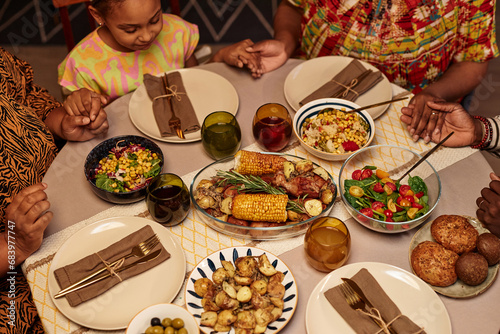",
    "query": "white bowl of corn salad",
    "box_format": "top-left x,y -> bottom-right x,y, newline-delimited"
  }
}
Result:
84,135 -> 164,204
293,98 -> 375,161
